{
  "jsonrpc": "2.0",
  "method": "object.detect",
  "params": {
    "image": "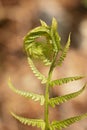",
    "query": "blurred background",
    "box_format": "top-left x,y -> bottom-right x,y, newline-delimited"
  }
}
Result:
0,0 -> 87,130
